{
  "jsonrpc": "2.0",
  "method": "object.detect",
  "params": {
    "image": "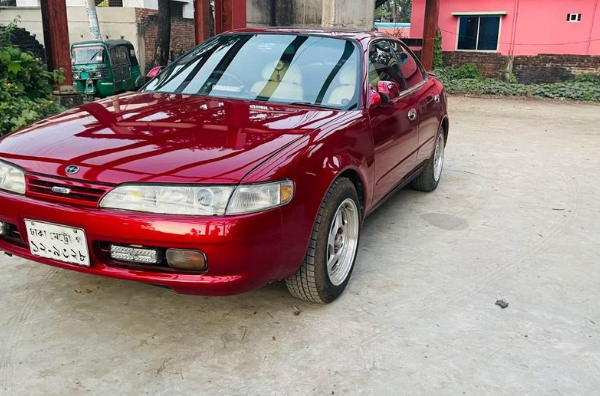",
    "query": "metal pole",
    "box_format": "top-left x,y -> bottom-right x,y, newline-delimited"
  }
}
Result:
84,0 -> 102,40
421,0 -> 440,70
